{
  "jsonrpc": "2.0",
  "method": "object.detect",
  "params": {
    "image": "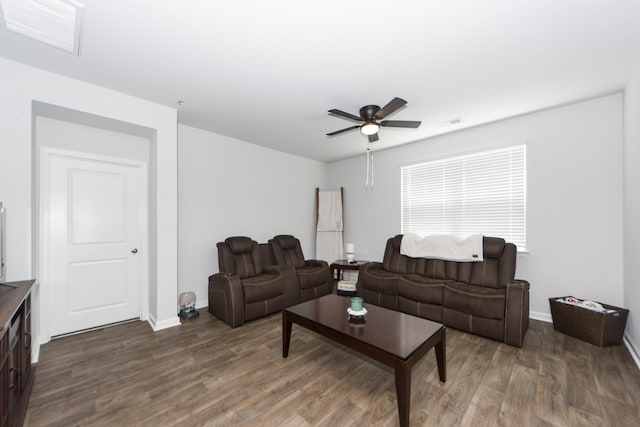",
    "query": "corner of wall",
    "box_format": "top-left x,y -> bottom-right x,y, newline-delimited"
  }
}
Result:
623,67 -> 640,368
147,312 -> 181,332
